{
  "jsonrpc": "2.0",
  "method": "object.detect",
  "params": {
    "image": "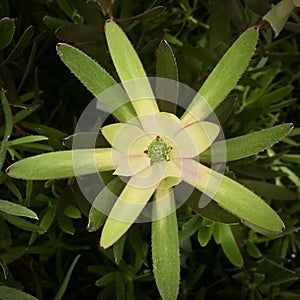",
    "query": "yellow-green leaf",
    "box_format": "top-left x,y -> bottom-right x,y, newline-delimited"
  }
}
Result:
181,26 -> 259,125
0,200 -> 38,219
152,189 -> 180,300
182,159 -> 284,233
105,20 -> 159,116
263,0 -> 295,37
7,148 -> 115,180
